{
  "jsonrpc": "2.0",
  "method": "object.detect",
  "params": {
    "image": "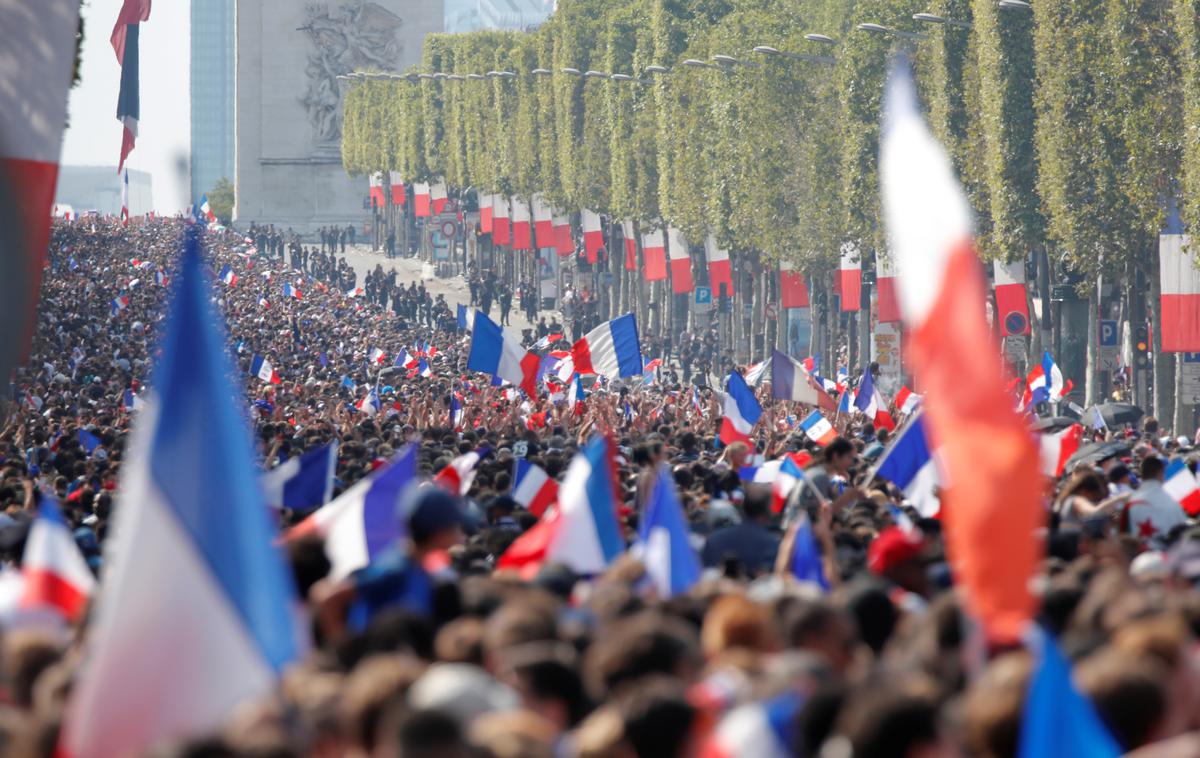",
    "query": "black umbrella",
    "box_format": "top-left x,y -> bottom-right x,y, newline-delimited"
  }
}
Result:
1088,402 -> 1144,428
1066,440 -> 1131,469
1031,416 -> 1077,433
